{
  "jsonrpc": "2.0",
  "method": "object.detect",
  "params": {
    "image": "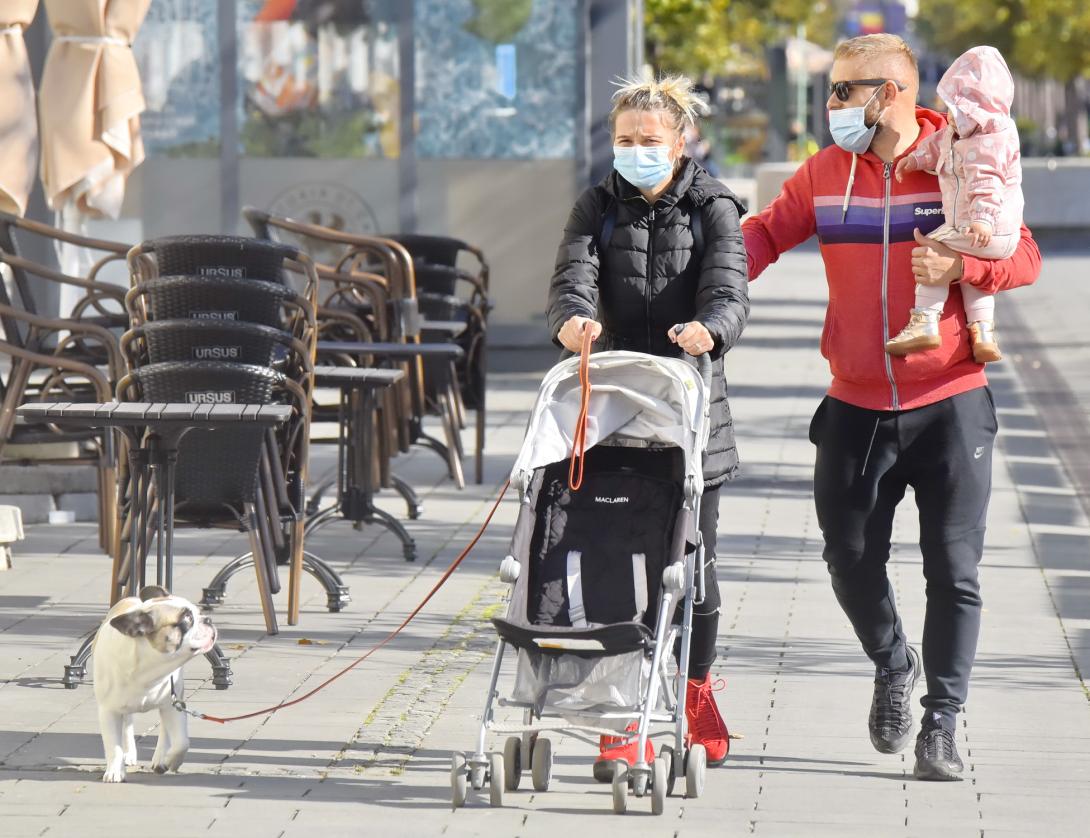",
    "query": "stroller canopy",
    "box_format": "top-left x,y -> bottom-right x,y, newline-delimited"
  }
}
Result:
511,351 -> 710,491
